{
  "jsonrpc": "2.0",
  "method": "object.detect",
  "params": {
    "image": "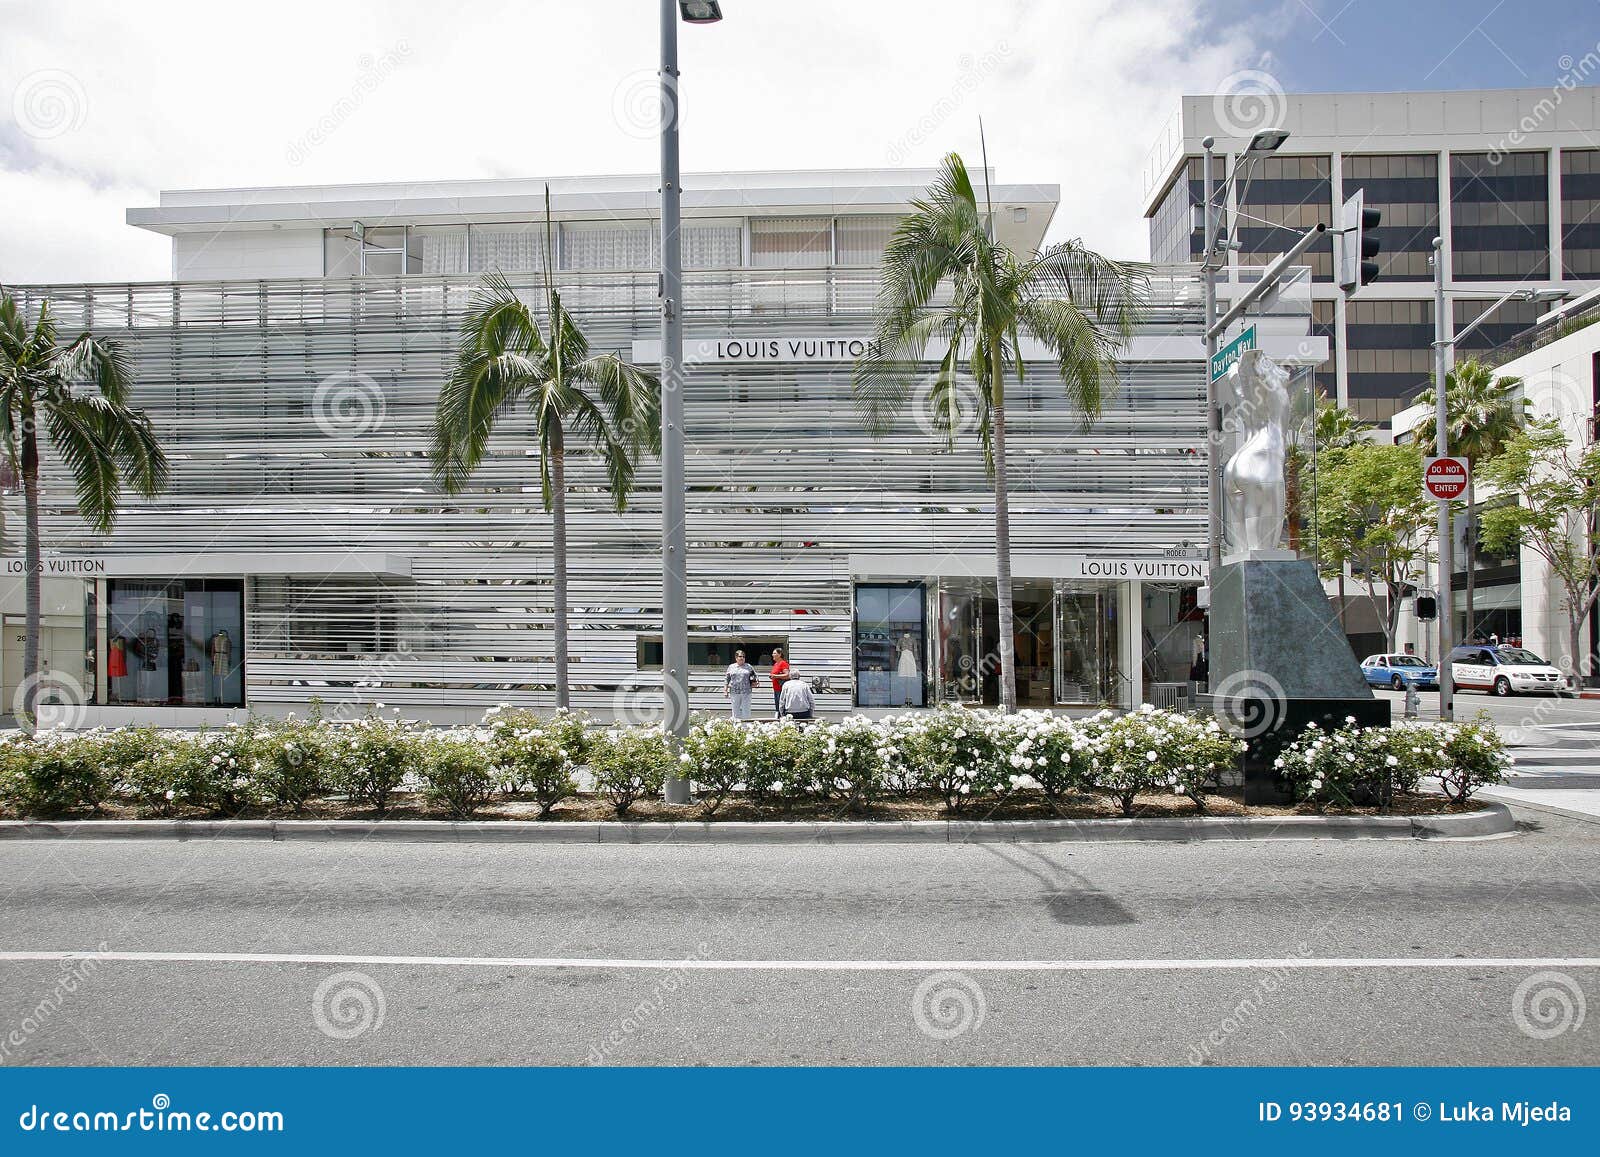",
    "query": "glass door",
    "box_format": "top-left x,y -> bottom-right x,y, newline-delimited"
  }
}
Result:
935,579 -> 985,703
1054,582 -> 1119,705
